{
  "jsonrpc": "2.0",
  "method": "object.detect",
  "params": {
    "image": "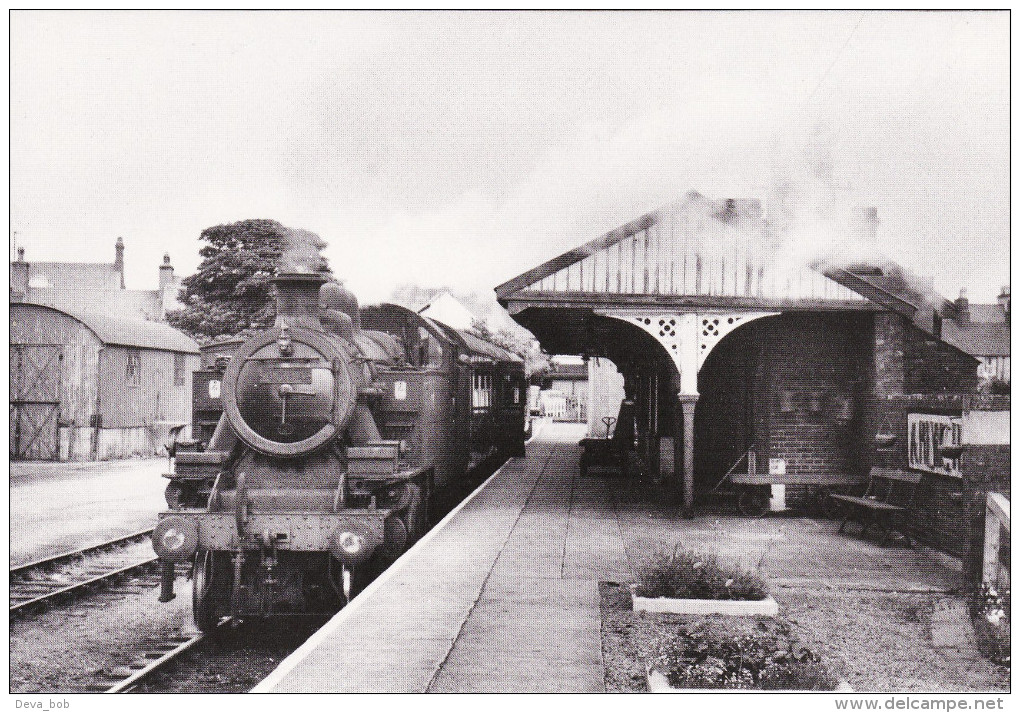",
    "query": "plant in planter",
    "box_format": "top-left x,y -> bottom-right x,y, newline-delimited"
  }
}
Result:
971,583 -> 1010,667
651,619 -> 842,691
632,548 -> 777,615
